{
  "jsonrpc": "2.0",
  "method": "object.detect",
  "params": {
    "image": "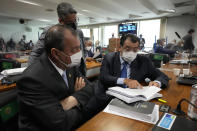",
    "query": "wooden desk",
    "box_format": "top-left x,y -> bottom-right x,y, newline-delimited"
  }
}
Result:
77,63 -> 197,131
14,58 -> 28,68
86,61 -> 101,78
0,83 -> 16,92
15,58 -> 28,63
